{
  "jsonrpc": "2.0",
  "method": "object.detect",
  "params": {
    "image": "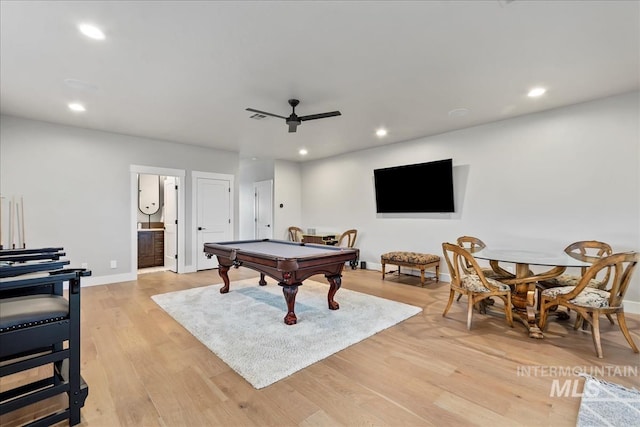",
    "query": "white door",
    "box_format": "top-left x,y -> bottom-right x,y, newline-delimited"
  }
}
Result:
196,177 -> 232,270
163,176 -> 178,272
254,180 -> 273,240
